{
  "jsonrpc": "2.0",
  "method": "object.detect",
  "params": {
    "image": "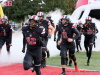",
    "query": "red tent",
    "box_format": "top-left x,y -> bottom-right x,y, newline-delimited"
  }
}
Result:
76,0 -> 88,9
